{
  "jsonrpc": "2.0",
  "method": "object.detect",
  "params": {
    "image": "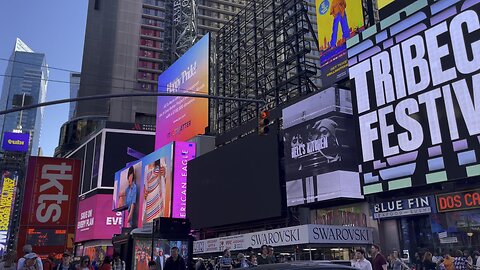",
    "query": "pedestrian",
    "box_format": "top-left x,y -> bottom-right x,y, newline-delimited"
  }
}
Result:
148,261 -> 158,270
464,251 -> 473,269
153,248 -> 166,270
164,247 -> 186,270
43,254 -> 56,270
248,256 -> 257,267
473,251 -> 480,270
421,252 -> 436,270
371,244 -> 388,270
76,256 -> 93,270
20,254 -> 41,270
391,251 -> 410,270
455,250 -> 469,270
443,253 -> 454,270
351,249 -> 372,270
195,259 -> 206,270
55,252 -> 73,270
17,245 -> 43,270
218,249 -> 232,270
0,251 -> 17,270
236,254 -> 249,268
257,246 -> 272,265
267,246 -> 275,264
98,257 -> 111,270
111,253 -> 125,270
